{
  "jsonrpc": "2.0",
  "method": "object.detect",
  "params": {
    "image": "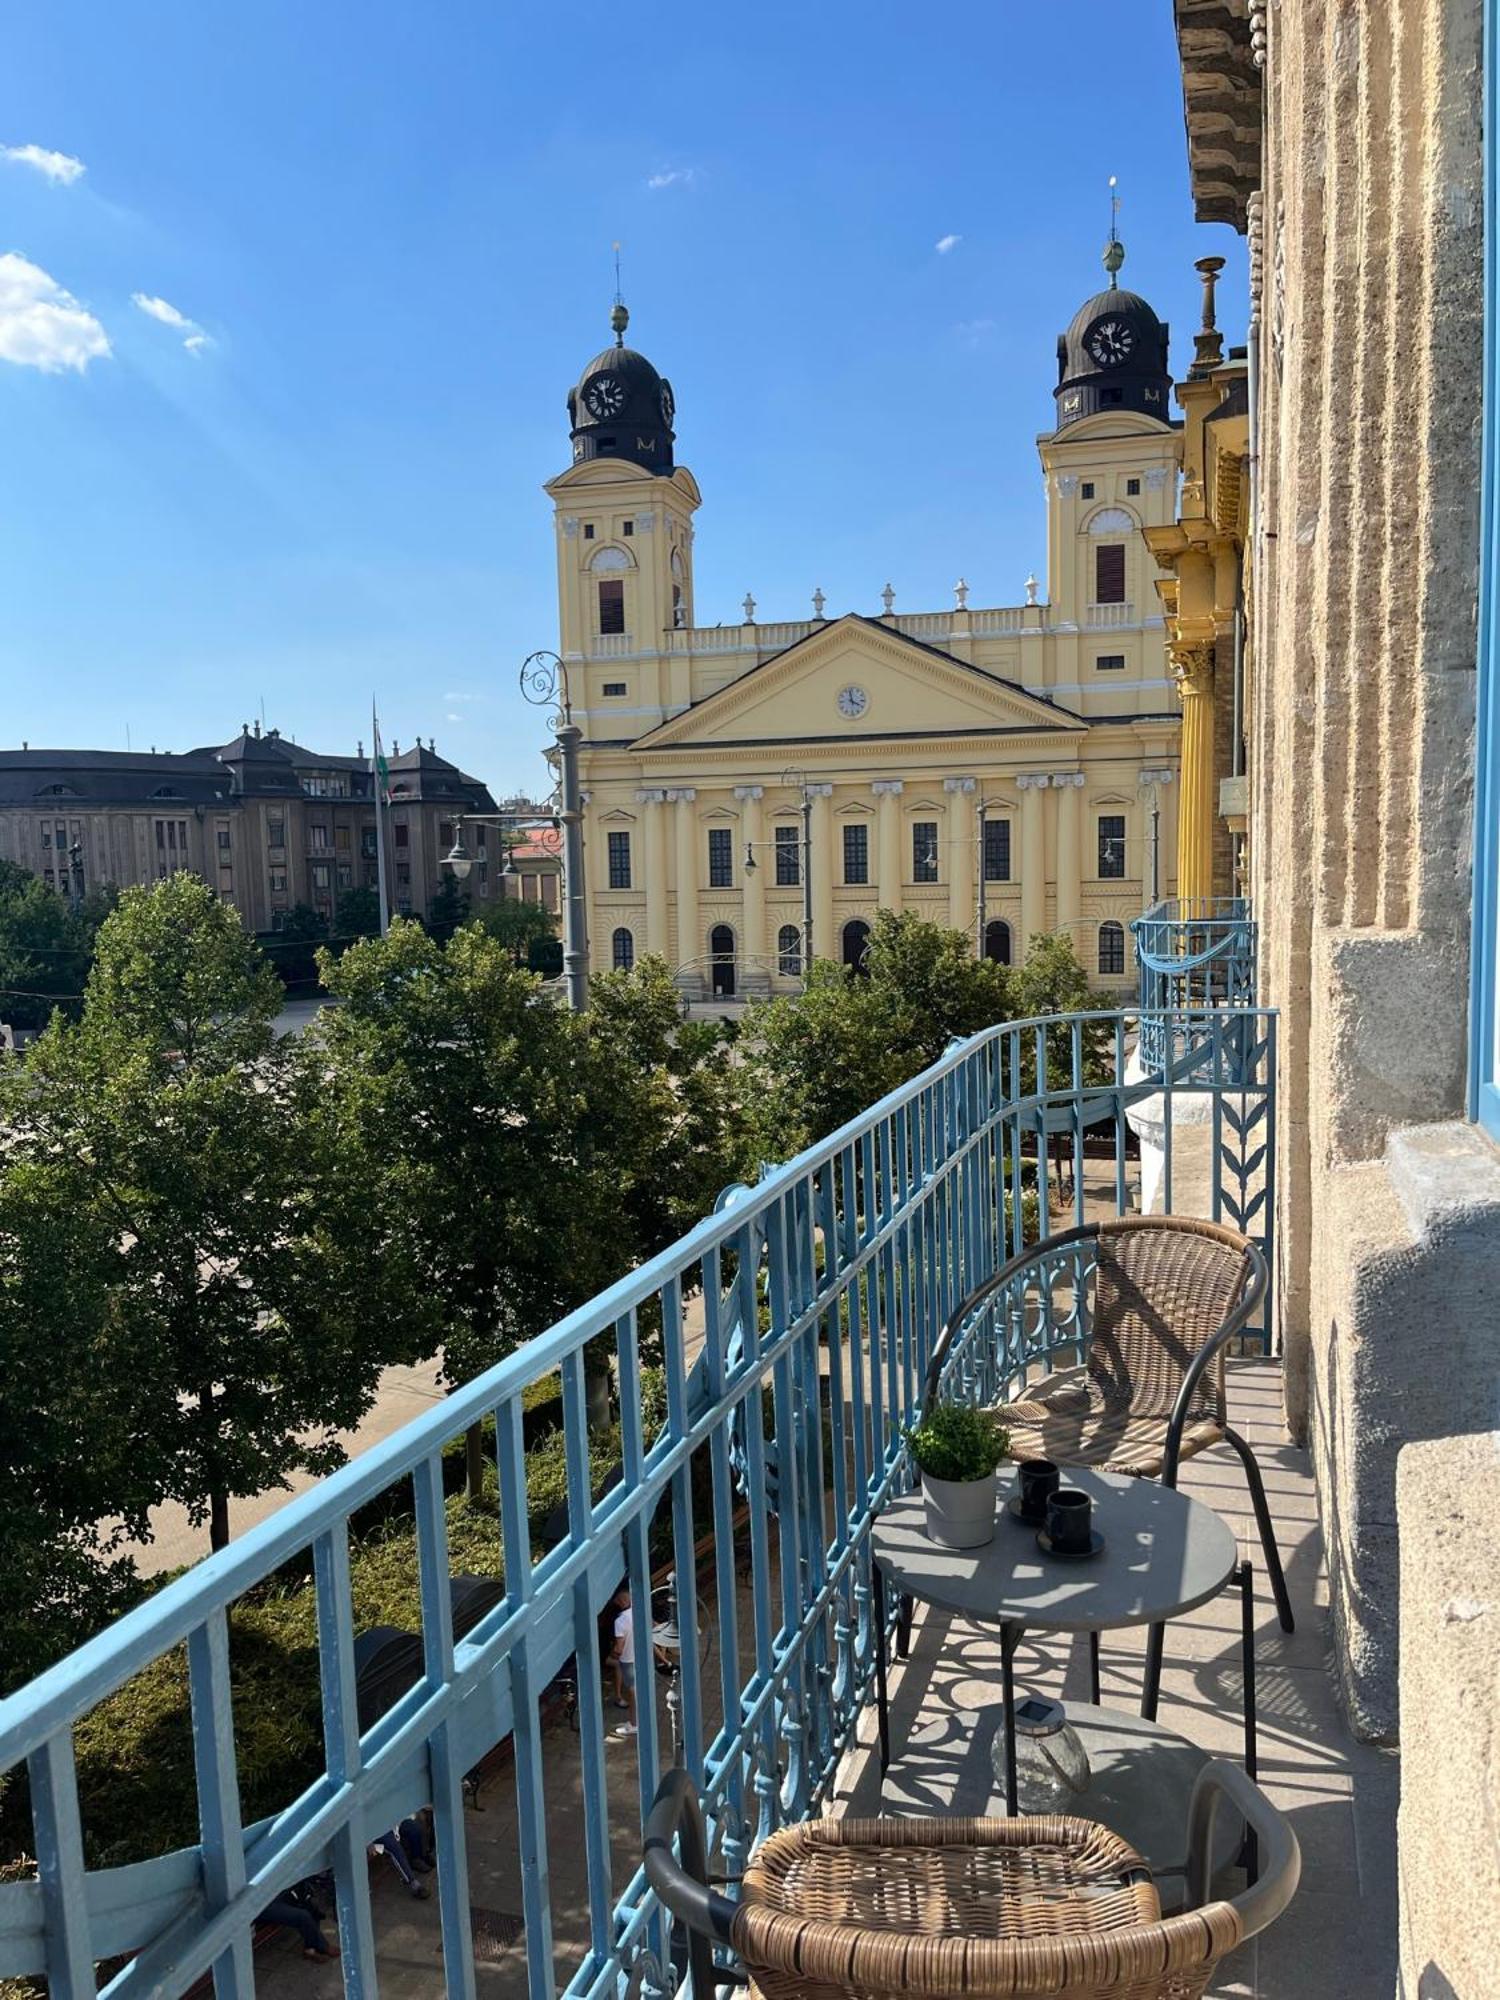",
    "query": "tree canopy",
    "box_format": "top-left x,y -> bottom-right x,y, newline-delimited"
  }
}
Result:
0,875 -> 410,1556
745,909 -> 1013,1152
